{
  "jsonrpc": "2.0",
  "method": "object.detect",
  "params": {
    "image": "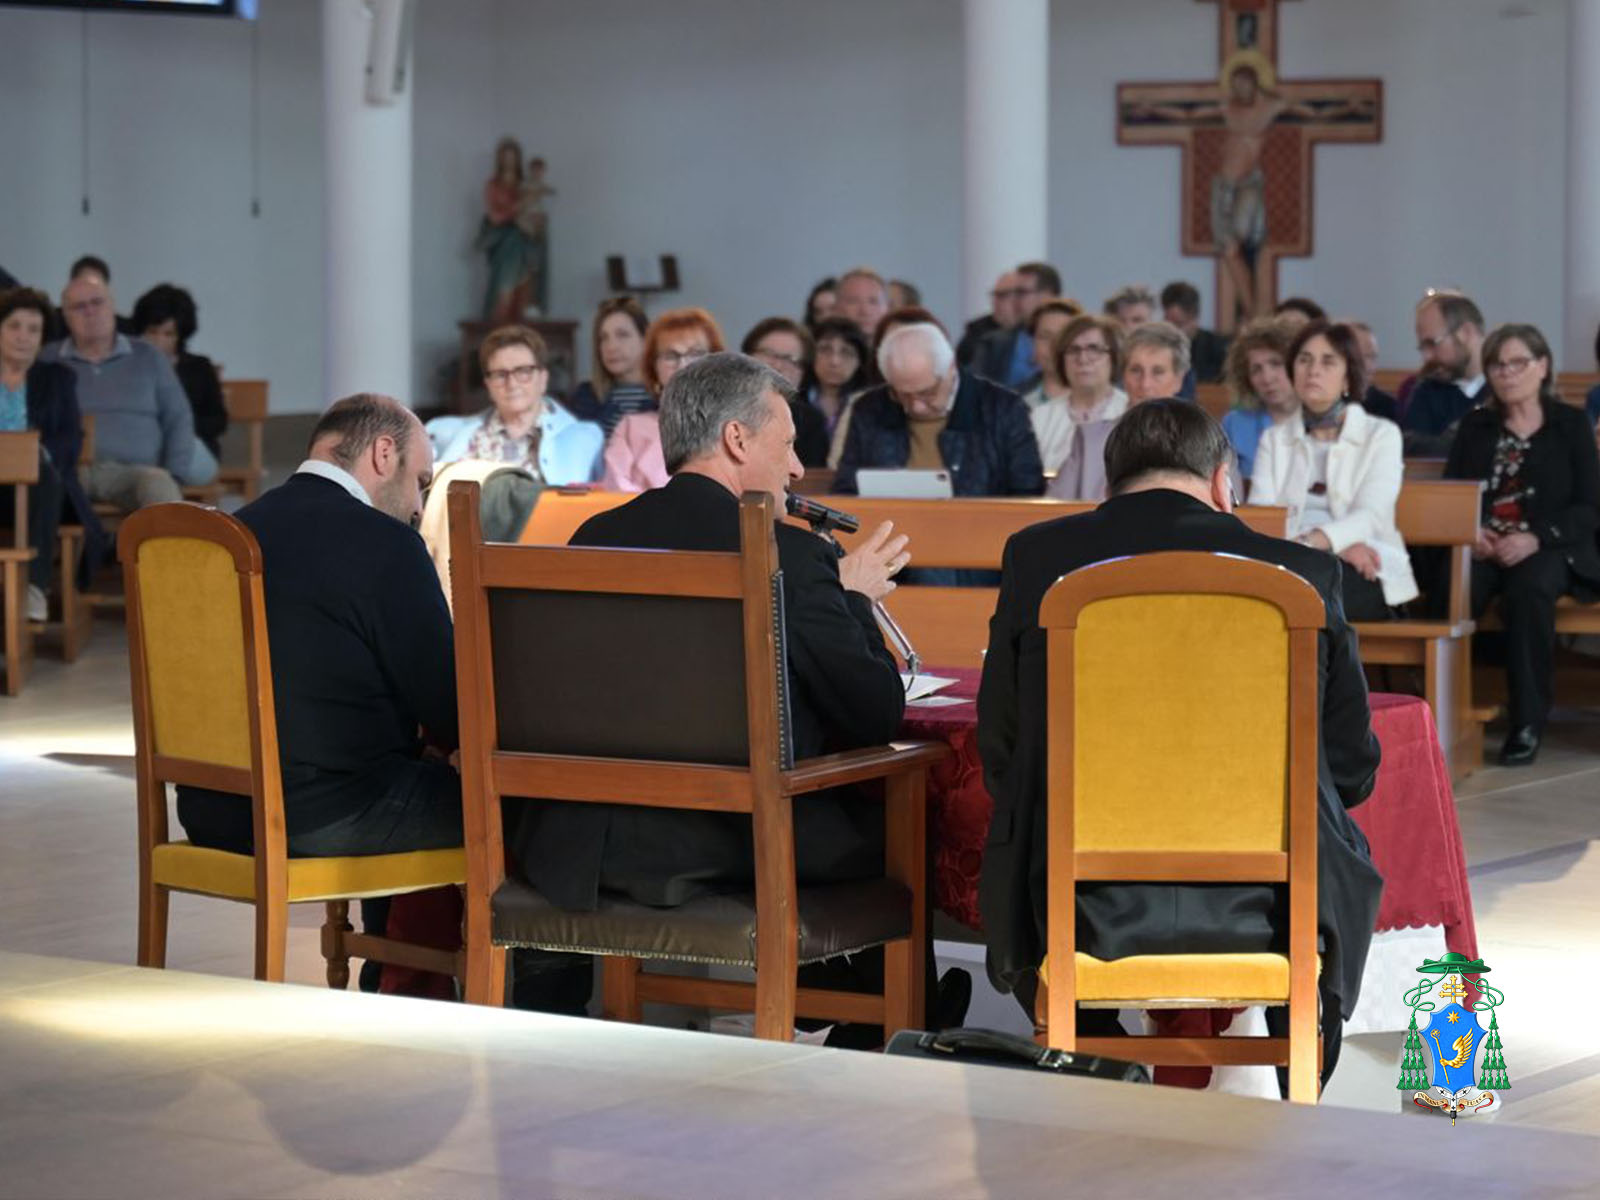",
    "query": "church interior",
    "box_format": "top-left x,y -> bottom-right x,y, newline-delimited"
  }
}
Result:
4,0 -> 1600,1195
